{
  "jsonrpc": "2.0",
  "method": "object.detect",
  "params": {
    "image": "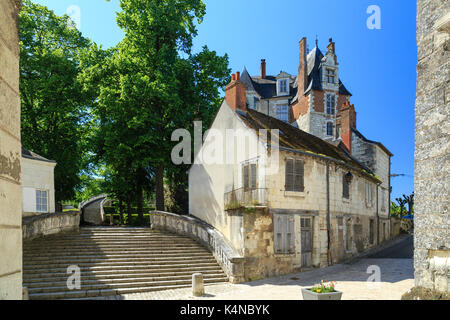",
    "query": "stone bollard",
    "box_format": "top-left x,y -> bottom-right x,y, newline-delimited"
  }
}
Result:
23,287 -> 29,300
192,273 -> 205,297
